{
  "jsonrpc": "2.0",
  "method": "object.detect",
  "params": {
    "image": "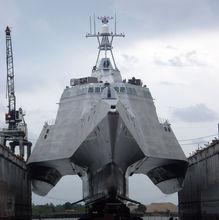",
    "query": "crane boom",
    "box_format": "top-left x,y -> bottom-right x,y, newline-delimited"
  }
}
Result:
6,26 -> 15,112
5,26 -> 21,130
